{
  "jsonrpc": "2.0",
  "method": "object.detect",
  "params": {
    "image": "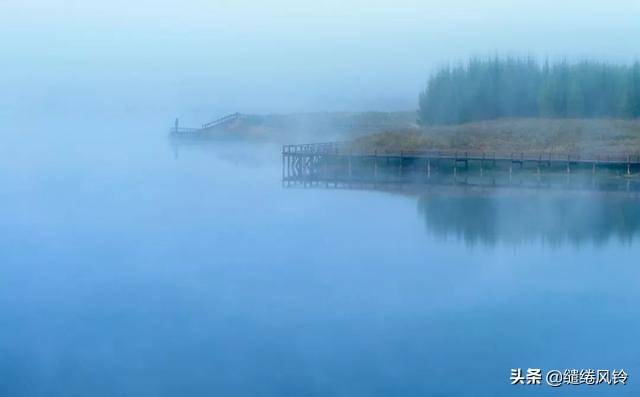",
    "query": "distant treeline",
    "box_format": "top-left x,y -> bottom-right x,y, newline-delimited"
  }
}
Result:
419,57 -> 640,125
